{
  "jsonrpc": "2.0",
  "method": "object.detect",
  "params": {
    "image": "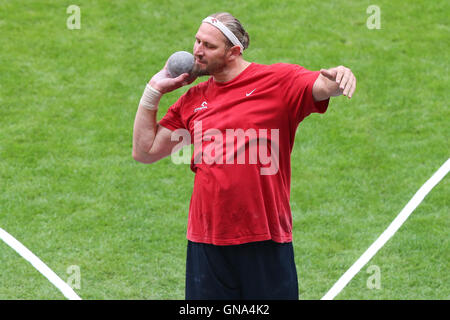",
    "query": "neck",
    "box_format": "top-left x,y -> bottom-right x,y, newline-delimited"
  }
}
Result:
213,58 -> 251,83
